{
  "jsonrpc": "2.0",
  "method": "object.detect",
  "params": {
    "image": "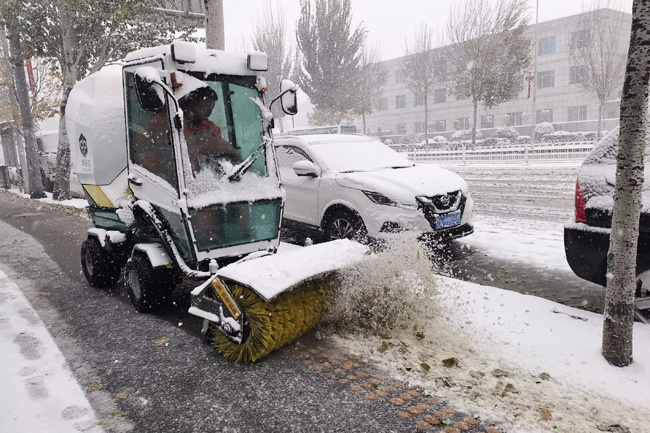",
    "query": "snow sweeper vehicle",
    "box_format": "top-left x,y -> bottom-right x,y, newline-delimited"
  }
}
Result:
68,41 -> 367,362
